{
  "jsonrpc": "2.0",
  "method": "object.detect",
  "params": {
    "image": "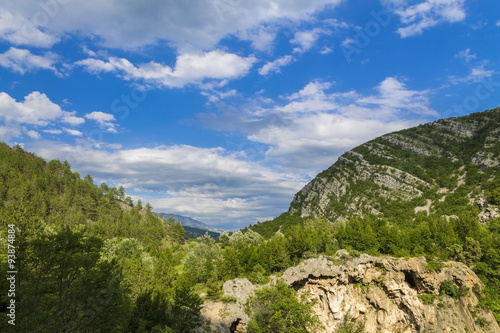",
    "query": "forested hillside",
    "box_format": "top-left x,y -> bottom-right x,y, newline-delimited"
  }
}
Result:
1,108 -> 500,332
0,143 -> 200,332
